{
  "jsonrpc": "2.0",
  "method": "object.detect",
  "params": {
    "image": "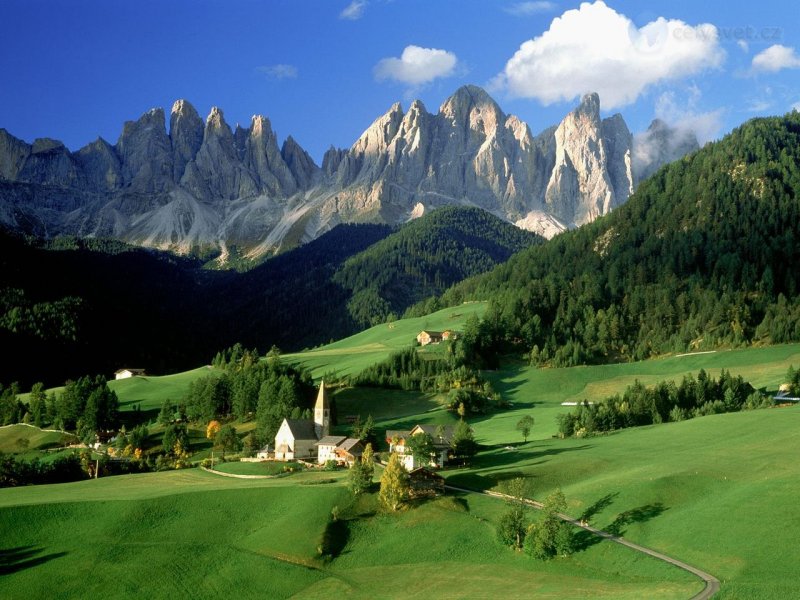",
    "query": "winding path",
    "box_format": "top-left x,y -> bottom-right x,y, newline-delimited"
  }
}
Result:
445,484 -> 720,600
